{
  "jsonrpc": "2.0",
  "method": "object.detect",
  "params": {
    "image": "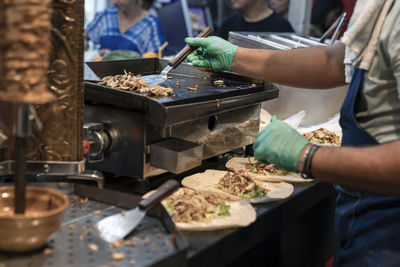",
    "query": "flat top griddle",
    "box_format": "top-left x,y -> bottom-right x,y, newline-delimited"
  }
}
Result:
84,59 -> 278,127
84,58 -> 274,107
